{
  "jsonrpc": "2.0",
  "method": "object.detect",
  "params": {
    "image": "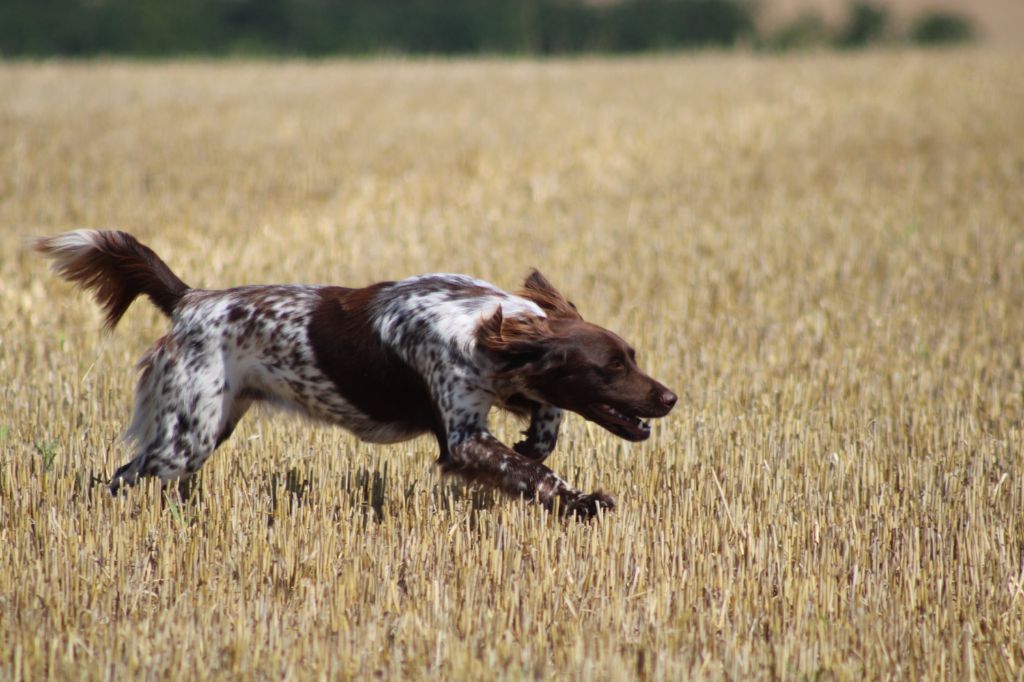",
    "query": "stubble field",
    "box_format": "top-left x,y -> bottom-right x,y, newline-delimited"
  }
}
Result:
1,50 -> 1023,679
